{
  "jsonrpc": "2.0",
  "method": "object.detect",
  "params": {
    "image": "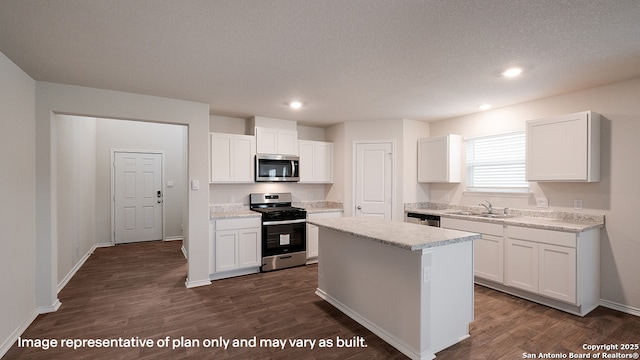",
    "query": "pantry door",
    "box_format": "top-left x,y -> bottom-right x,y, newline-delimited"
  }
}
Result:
354,141 -> 393,219
113,151 -> 164,244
